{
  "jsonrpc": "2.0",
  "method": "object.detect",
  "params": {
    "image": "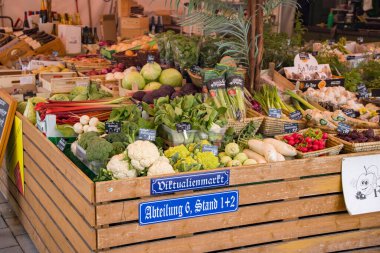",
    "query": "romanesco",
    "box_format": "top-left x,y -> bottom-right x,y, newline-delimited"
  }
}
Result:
164,145 -> 190,159
174,156 -> 201,172
195,151 -> 220,170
